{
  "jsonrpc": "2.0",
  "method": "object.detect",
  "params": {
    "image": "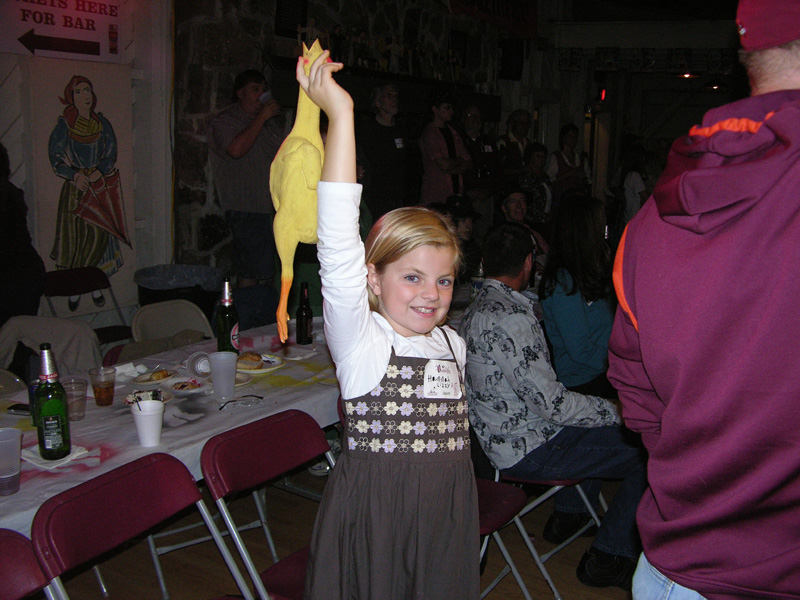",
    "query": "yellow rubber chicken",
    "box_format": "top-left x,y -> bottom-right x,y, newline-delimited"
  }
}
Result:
270,40 -> 325,342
